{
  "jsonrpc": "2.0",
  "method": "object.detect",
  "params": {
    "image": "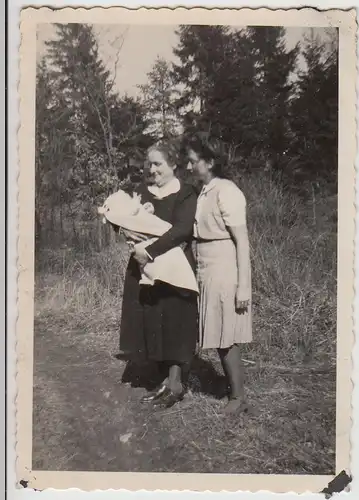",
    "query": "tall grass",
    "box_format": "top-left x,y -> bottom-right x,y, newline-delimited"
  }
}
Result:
240,171 -> 337,364
35,170 -> 337,366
